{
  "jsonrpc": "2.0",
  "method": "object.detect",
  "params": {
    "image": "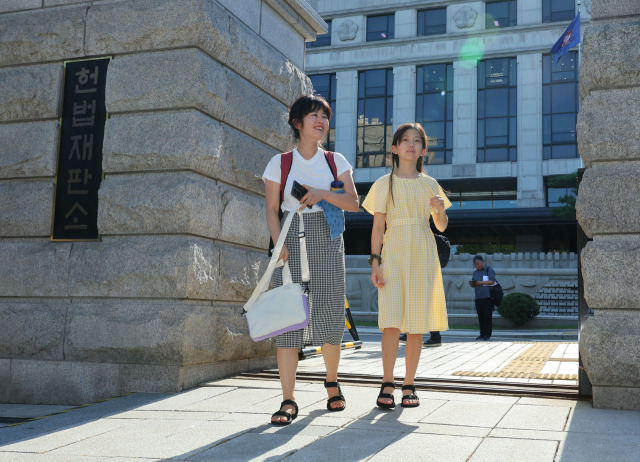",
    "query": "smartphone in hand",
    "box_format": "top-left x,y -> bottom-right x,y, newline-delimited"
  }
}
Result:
291,180 -> 312,208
